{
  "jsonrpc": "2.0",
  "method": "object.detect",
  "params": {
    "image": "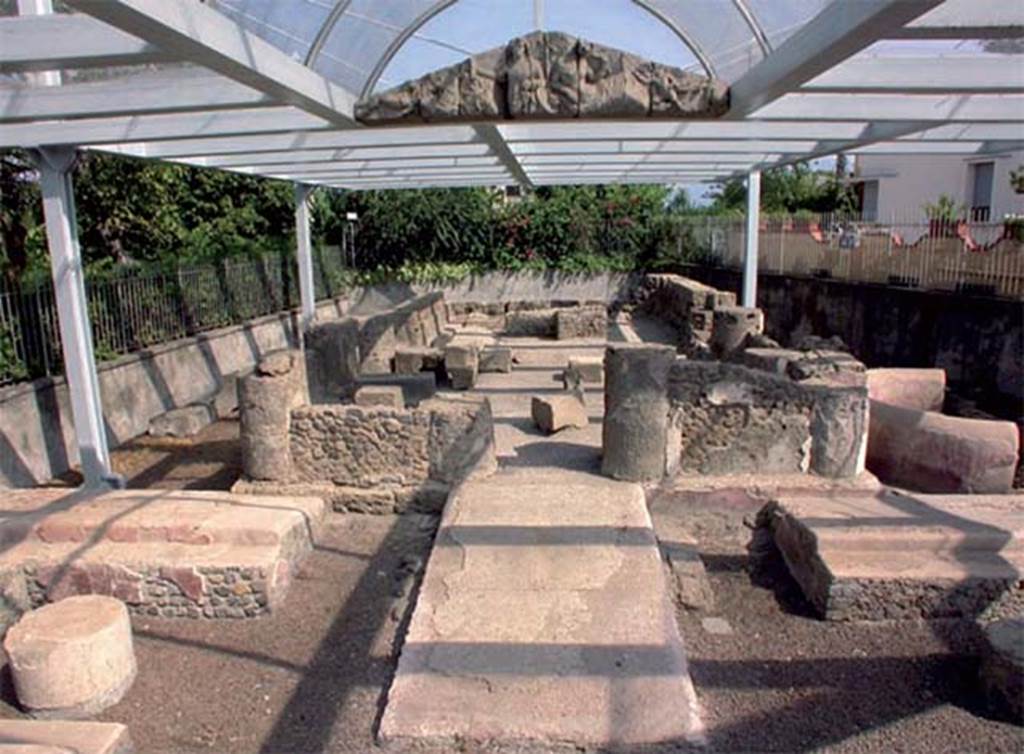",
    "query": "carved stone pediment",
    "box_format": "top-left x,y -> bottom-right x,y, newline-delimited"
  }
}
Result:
356,31 -> 729,125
